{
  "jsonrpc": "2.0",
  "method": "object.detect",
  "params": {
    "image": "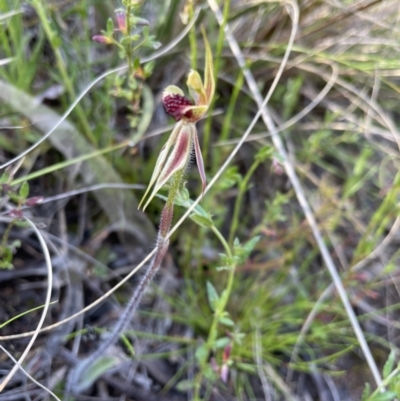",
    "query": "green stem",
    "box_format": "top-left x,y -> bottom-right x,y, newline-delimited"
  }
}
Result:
188,0 -> 197,71
31,0 -> 96,145
212,69 -> 244,171
202,0 -> 231,164
10,140 -> 129,186
1,220 -> 15,249
193,225 -> 235,401
229,158 -> 261,245
125,3 -> 133,77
